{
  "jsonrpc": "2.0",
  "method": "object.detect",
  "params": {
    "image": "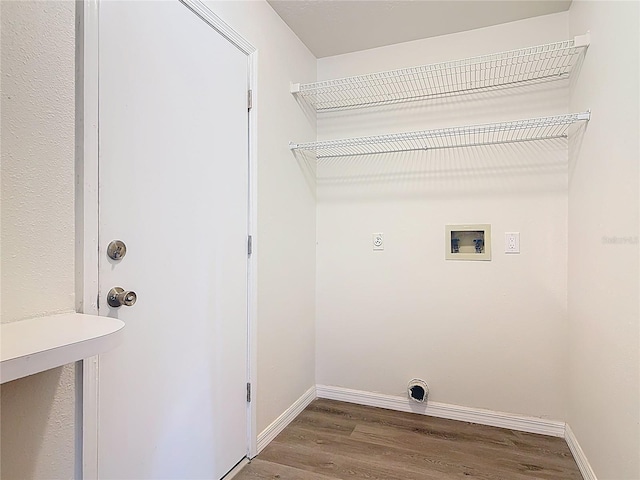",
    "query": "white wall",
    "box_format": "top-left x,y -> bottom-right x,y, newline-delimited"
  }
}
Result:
567,1 -> 640,478
204,1 -> 317,434
316,13 -> 573,420
4,1 -> 635,477
0,1 -> 77,479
